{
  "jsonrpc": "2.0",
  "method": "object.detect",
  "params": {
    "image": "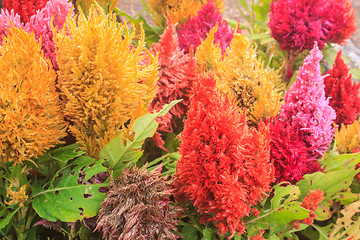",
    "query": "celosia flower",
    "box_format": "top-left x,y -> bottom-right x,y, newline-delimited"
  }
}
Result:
96,165 -> 181,240
175,74 -> 274,236
280,43 -> 336,157
0,9 -> 24,44
24,0 -> 72,70
147,0 -> 224,27
0,27 -> 67,165
5,180 -> 28,207
324,51 -> 360,126
75,0 -> 119,15
335,120 -> 360,154
196,28 -> 284,126
268,0 -> 351,51
54,5 -> 158,158
177,1 -> 234,54
270,117 -> 321,184
333,0 -> 357,45
149,18 -> 196,133
300,189 -> 324,225
3,0 -> 49,23
251,230 -> 265,240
